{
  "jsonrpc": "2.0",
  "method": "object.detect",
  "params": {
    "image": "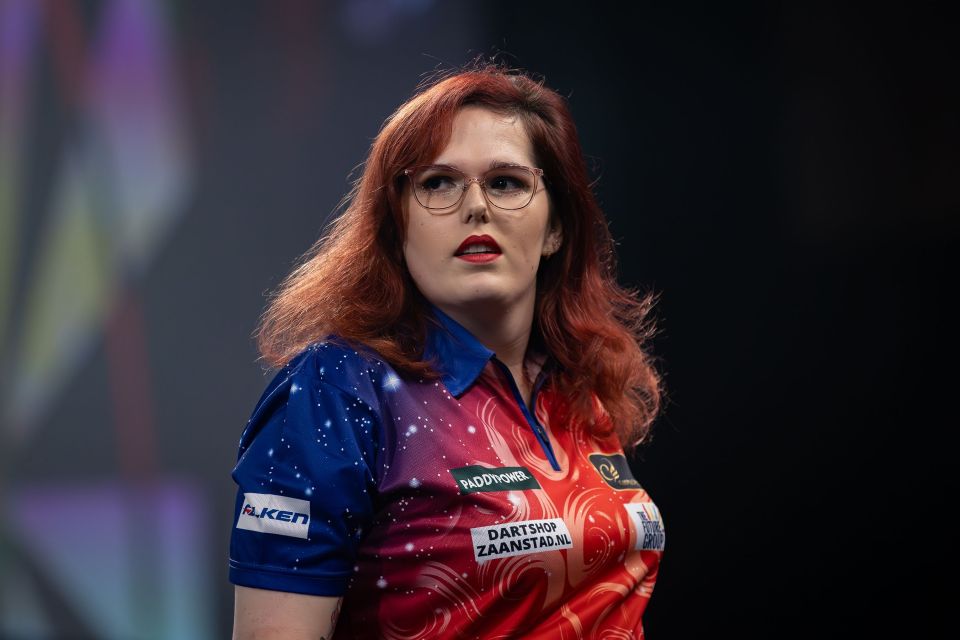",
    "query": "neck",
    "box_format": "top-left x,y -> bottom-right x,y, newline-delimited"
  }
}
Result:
435,293 -> 535,386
